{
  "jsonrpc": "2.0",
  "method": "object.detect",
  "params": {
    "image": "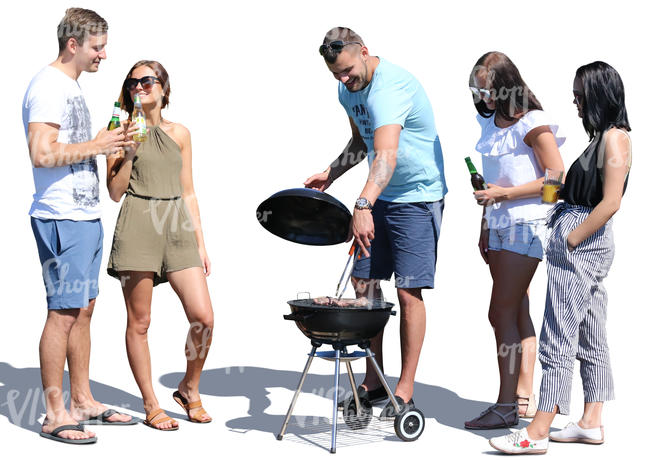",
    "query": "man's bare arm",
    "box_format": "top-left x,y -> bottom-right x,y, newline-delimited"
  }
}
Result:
28,122 -> 125,168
